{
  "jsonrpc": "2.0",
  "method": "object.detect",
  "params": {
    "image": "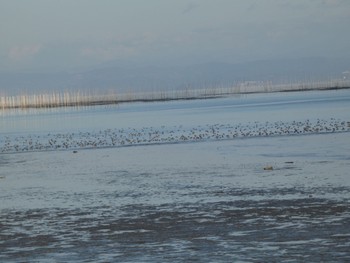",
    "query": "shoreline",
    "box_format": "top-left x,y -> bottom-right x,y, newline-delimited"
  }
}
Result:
1,81 -> 350,110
